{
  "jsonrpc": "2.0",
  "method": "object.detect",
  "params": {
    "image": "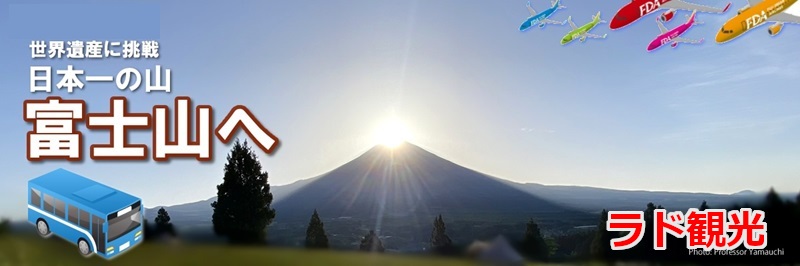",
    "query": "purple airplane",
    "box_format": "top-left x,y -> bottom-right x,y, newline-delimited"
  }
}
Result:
647,10 -> 703,51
